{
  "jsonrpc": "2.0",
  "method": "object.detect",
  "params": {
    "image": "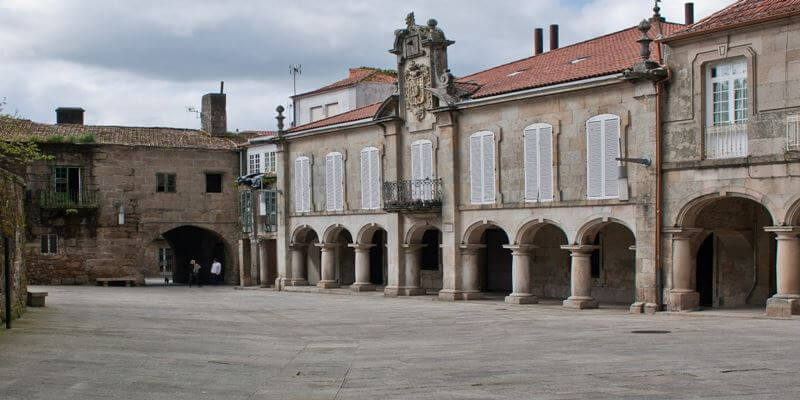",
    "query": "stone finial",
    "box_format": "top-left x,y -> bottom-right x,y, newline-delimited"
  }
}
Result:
652,0 -> 665,22
276,105 -> 285,133
637,19 -> 653,61
405,12 -> 415,29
